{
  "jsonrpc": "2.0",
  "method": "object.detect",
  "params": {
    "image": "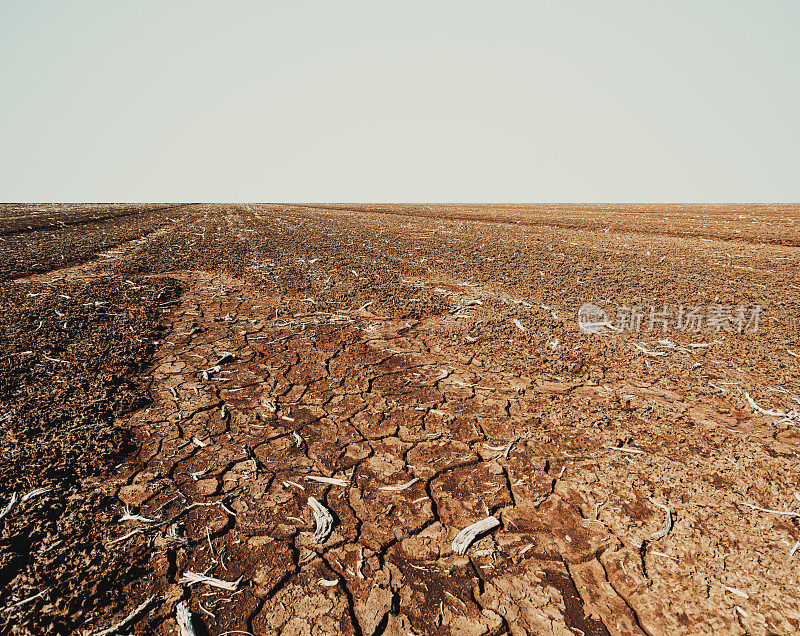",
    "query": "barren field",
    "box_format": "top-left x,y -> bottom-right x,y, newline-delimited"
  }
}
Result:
2,203 -> 800,635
